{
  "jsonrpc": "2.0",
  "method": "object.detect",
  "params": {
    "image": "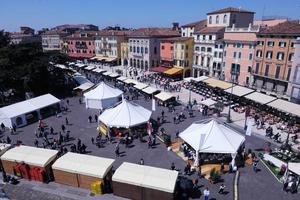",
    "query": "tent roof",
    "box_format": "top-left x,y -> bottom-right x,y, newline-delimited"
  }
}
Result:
98,99 -> 152,128
108,73 -> 120,78
73,82 -> 95,91
84,65 -> 96,71
102,71 -> 112,76
112,162 -> 178,193
116,76 -> 128,82
123,79 -> 139,85
92,68 -> 106,73
194,76 -> 209,82
154,92 -> 174,102
134,83 -> 149,90
267,99 -> 300,117
1,145 -> 58,167
0,94 -> 60,119
179,120 -> 245,153
288,162 -> 300,176
0,143 -> 11,156
52,152 -> 115,179
224,85 -> 254,97
203,78 -> 232,89
200,98 -> 217,107
83,82 -> 123,100
142,87 -> 160,95
244,92 -> 277,105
